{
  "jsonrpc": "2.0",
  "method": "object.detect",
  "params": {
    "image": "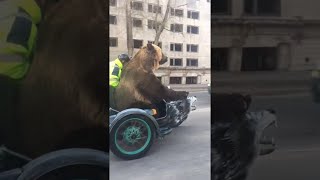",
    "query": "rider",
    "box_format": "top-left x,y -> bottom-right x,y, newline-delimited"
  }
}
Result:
0,0 -> 41,123
109,53 -> 131,108
0,0 -> 42,80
